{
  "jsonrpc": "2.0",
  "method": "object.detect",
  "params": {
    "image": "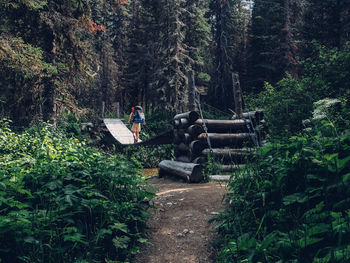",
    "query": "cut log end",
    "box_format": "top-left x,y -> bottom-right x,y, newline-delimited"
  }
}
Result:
158,160 -> 203,183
